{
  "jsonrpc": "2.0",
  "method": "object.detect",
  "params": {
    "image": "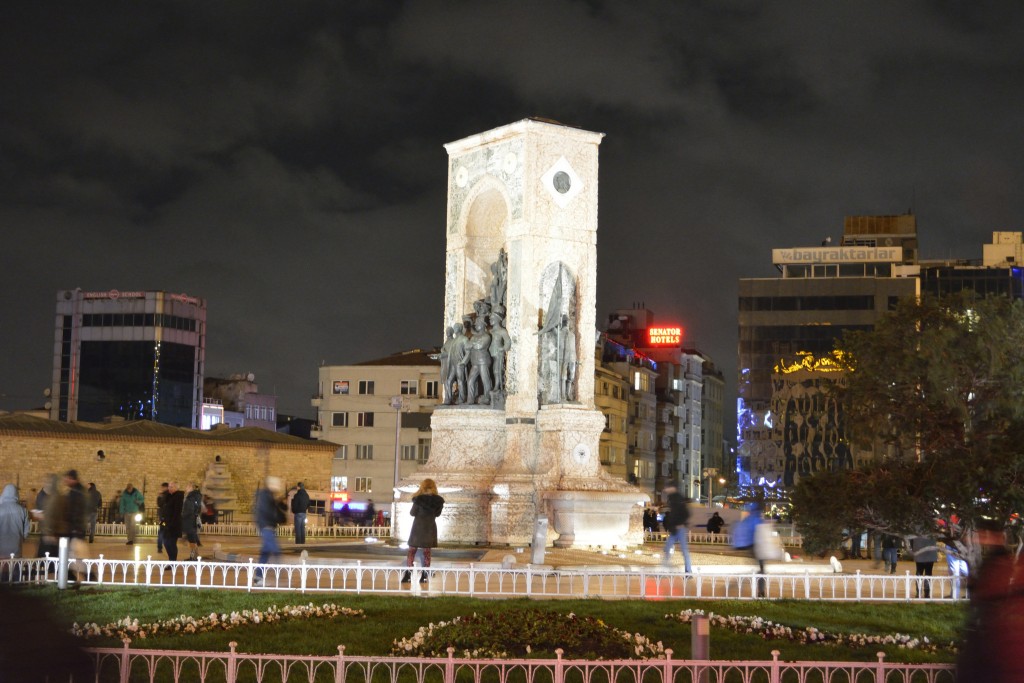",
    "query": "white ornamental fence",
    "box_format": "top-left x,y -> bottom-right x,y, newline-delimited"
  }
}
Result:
0,556 -> 965,602
81,642 -> 956,683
